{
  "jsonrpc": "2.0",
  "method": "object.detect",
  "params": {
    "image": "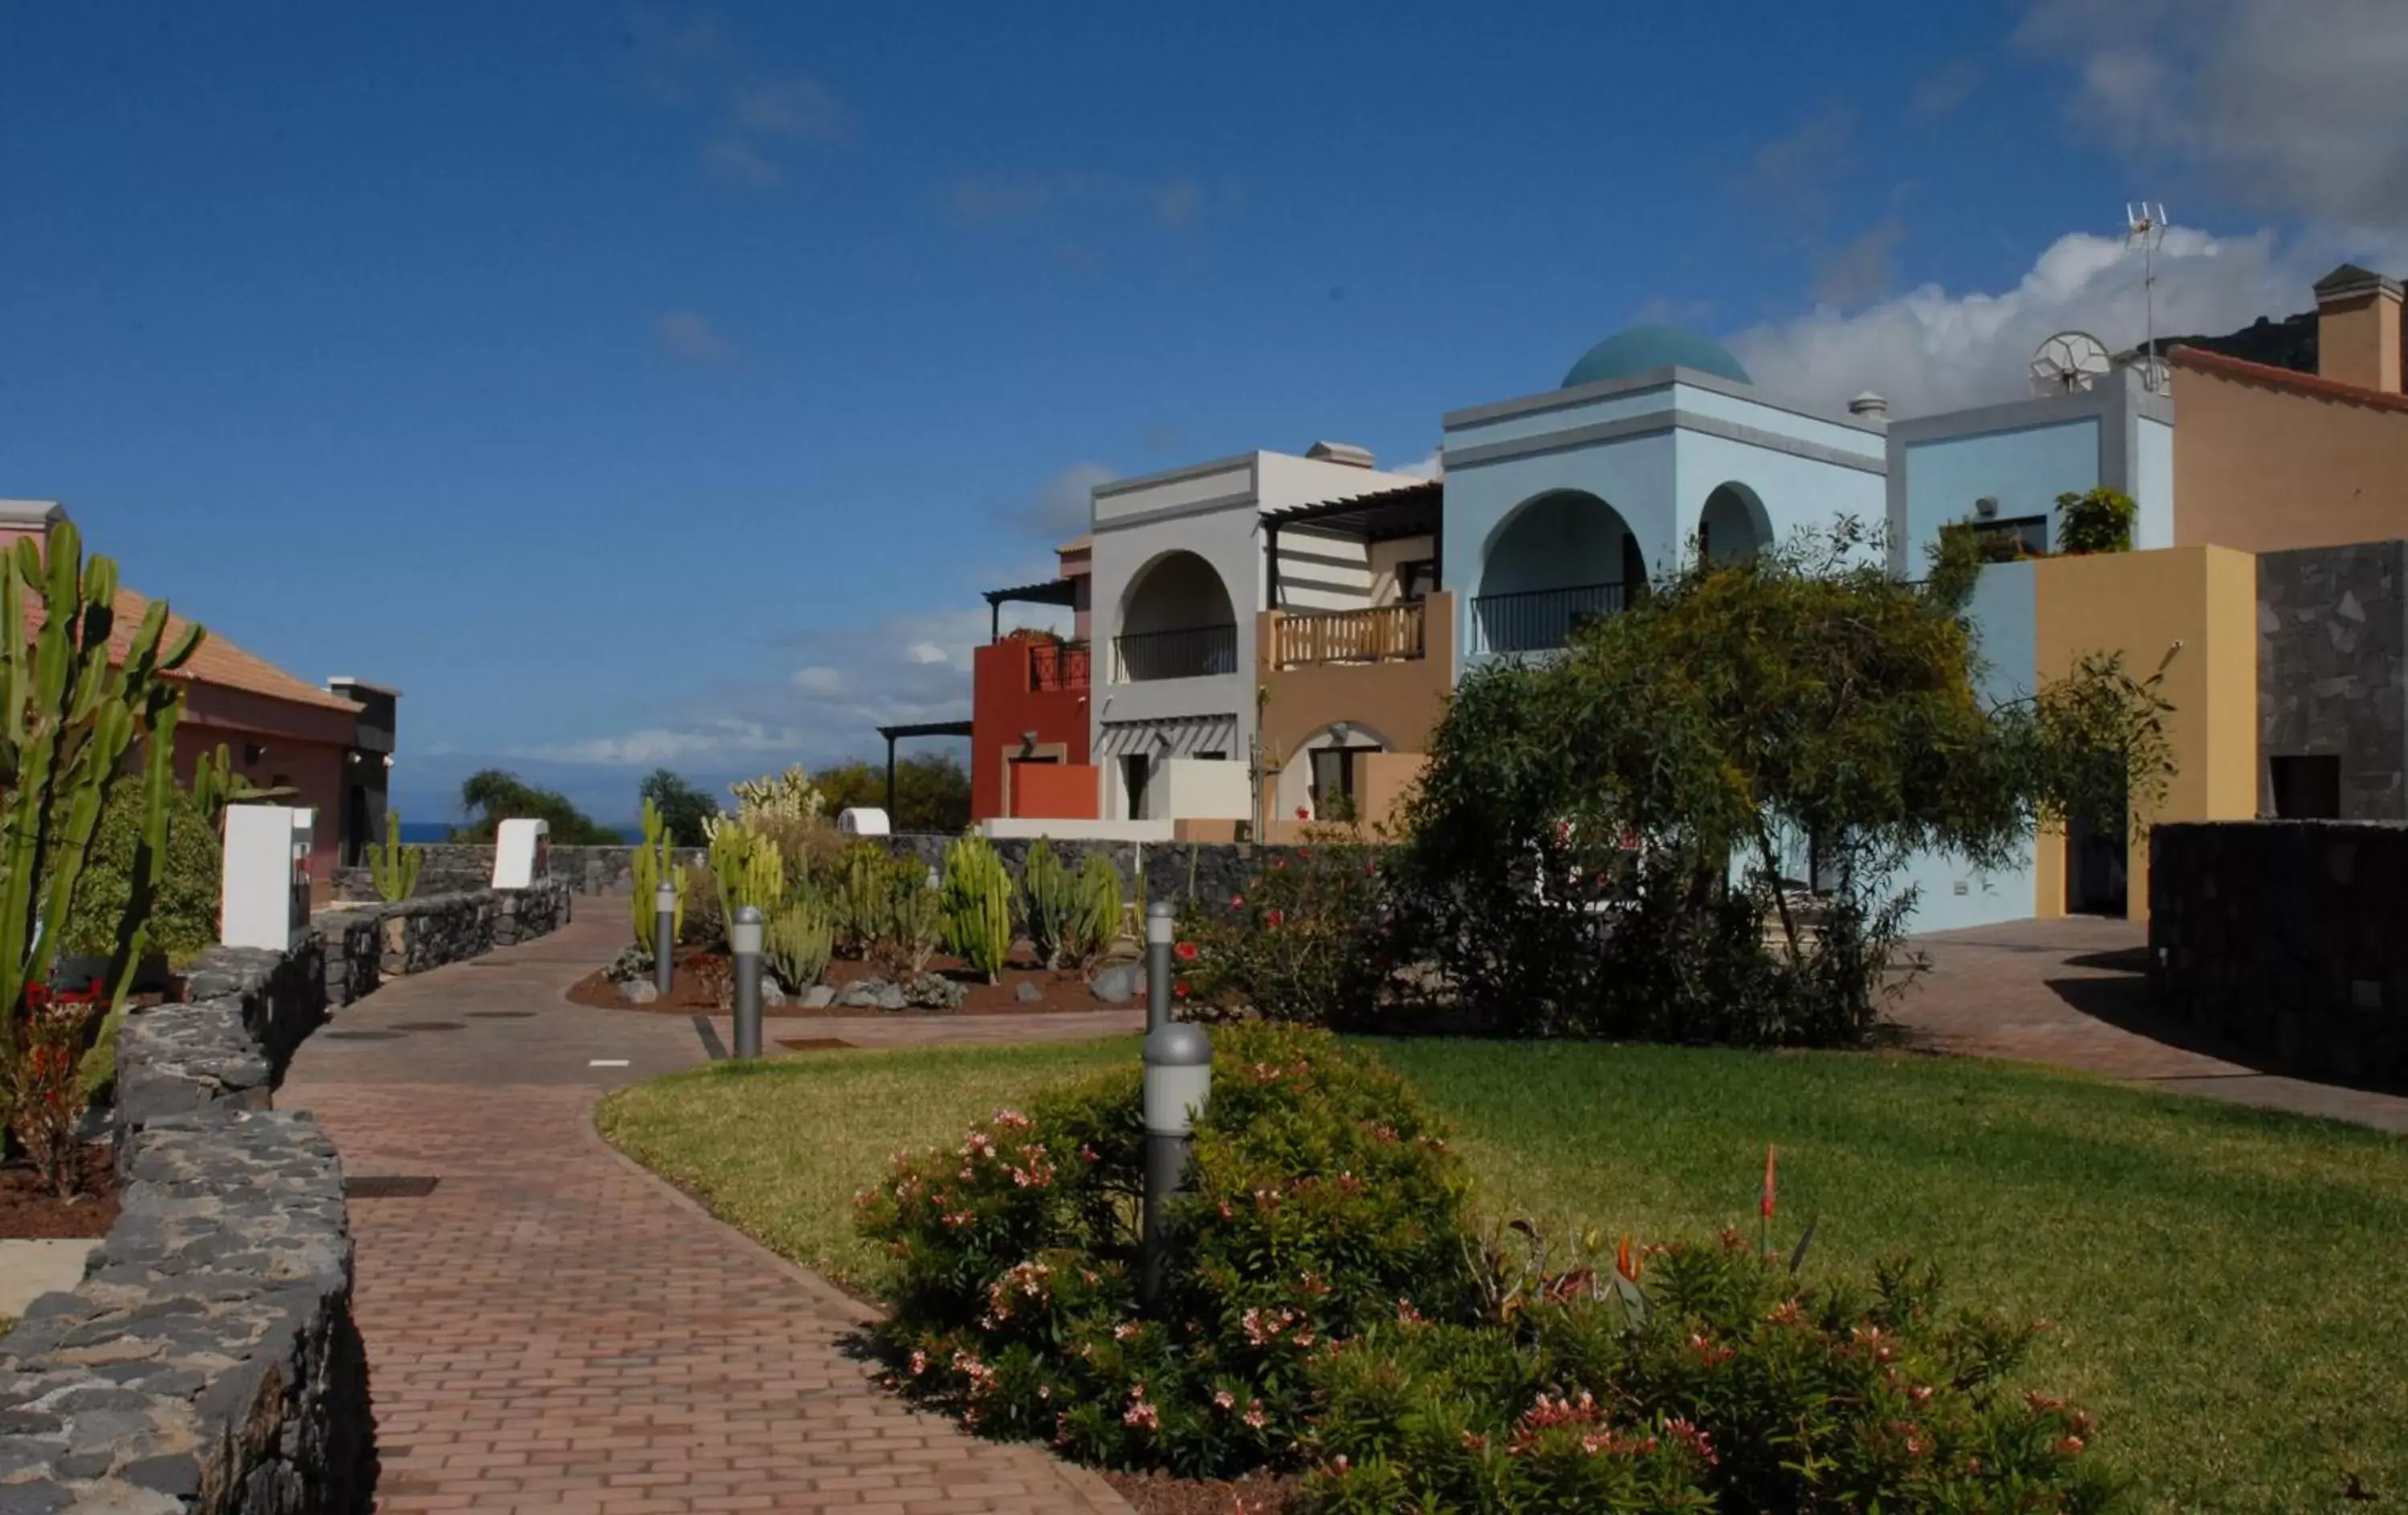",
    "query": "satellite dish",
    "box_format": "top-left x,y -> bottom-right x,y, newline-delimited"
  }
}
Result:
2031,331 -> 2113,395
